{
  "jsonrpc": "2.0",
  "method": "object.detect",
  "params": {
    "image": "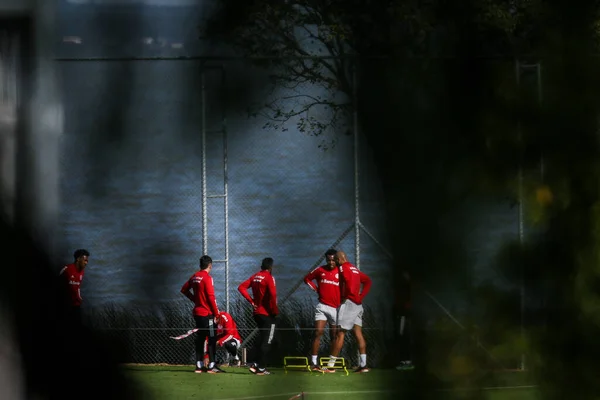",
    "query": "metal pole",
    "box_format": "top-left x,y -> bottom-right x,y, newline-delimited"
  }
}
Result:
537,64 -> 544,181
53,54 -> 556,62
515,59 -> 526,371
201,68 -> 208,255
353,64 -> 360,270
536,63 -> 543,106
222,67 -> 230,313
518,164 -> 525,372
352,63 -> 362,368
